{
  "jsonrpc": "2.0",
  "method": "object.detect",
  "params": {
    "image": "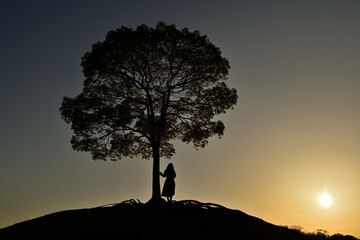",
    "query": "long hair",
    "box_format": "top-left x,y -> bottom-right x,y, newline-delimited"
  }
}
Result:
165,163 -> 176,178
166,163 -> 174,171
